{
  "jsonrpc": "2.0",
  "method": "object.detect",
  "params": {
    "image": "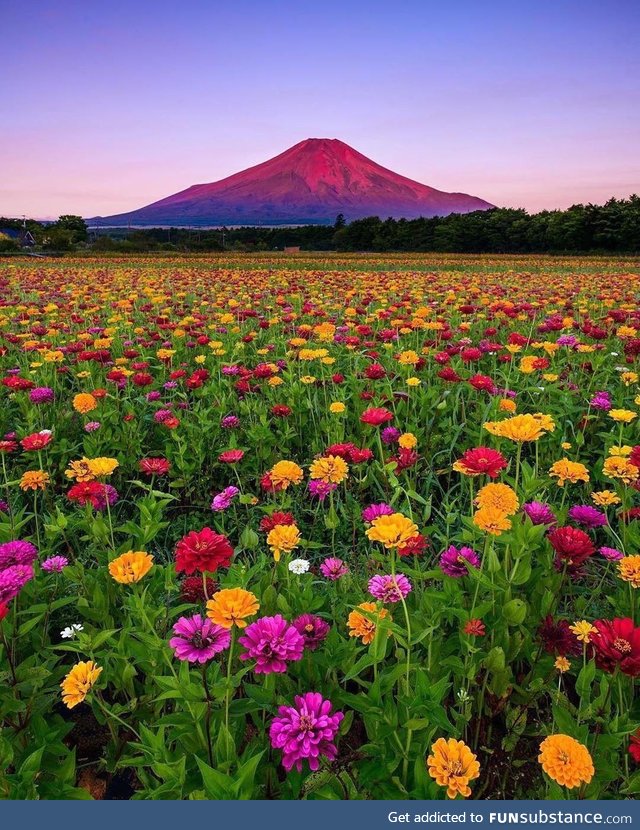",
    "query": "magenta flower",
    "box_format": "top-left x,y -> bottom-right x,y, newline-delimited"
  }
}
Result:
599,546 -> 624,561
29,387 -> 54,404
211,486 -> 240,512
522,501 -> 557,526
568,504 -> 607,528
308,480 -> 337,500
361,502 -> 394,524
439,545 -> 480,578
293,614 -> 330,651
84,421 -> 101,433
381,426 -> 401,444
269,692 -> 344,772
590,391 -> 611,410
95,484 -> 119,511
0,564 -> 34,604
41,556 -> 69,573
319,556 -> 349,580
368,573 -> 412,603
238,614 -> 305,674
0,540 -> 38,569
221,414 -> 240,428
169,614 -> 231,663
